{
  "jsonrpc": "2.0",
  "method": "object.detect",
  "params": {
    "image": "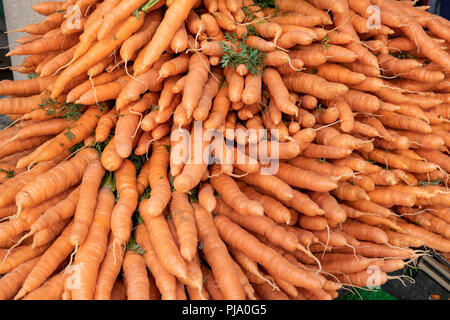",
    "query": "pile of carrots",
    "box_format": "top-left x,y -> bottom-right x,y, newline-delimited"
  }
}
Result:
0,0 -> 450,300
